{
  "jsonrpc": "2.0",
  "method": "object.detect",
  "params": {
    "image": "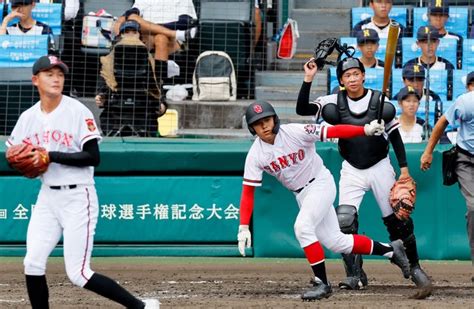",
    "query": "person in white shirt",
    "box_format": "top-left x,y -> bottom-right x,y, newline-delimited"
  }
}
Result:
238,101 -> 410,301
113,0 -> 198,85
6,55 -> 159,309
427,0 -> 463,69
397,86 -> 425,143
